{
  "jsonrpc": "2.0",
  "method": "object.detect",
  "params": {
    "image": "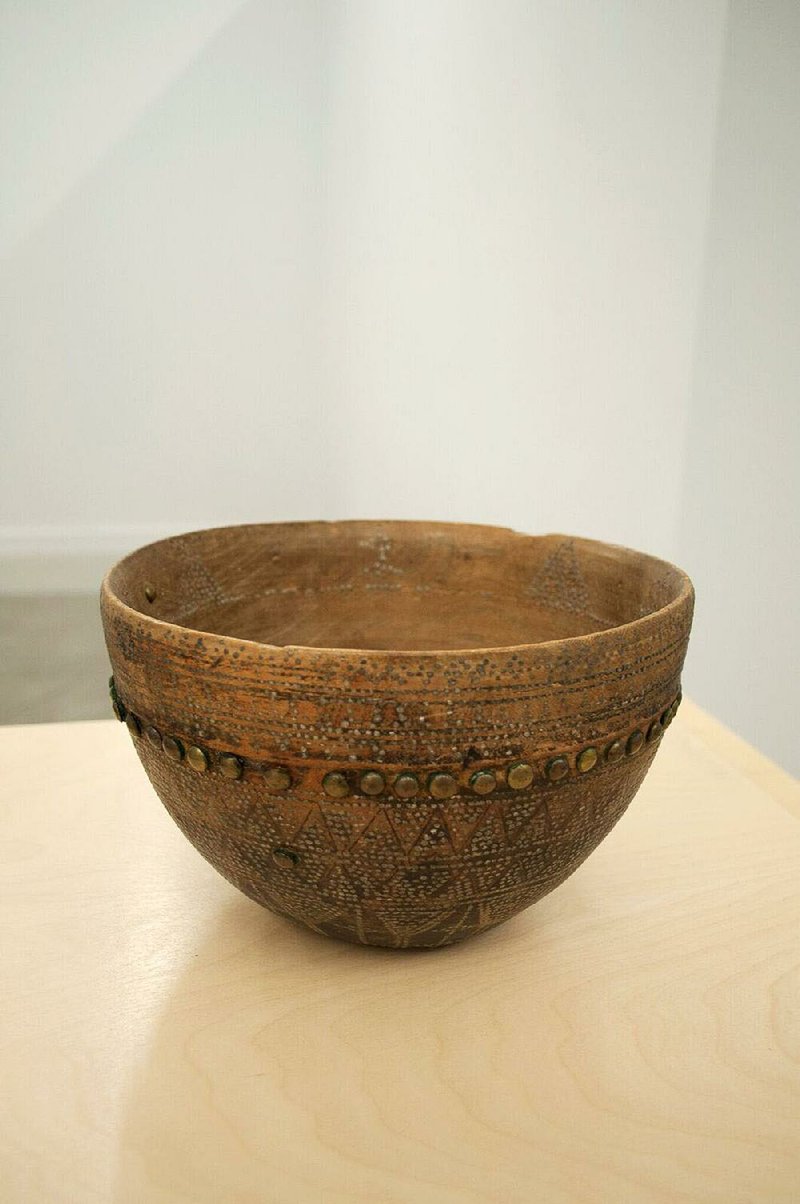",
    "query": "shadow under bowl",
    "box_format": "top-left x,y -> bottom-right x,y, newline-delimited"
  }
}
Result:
101,520 -> 694,948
